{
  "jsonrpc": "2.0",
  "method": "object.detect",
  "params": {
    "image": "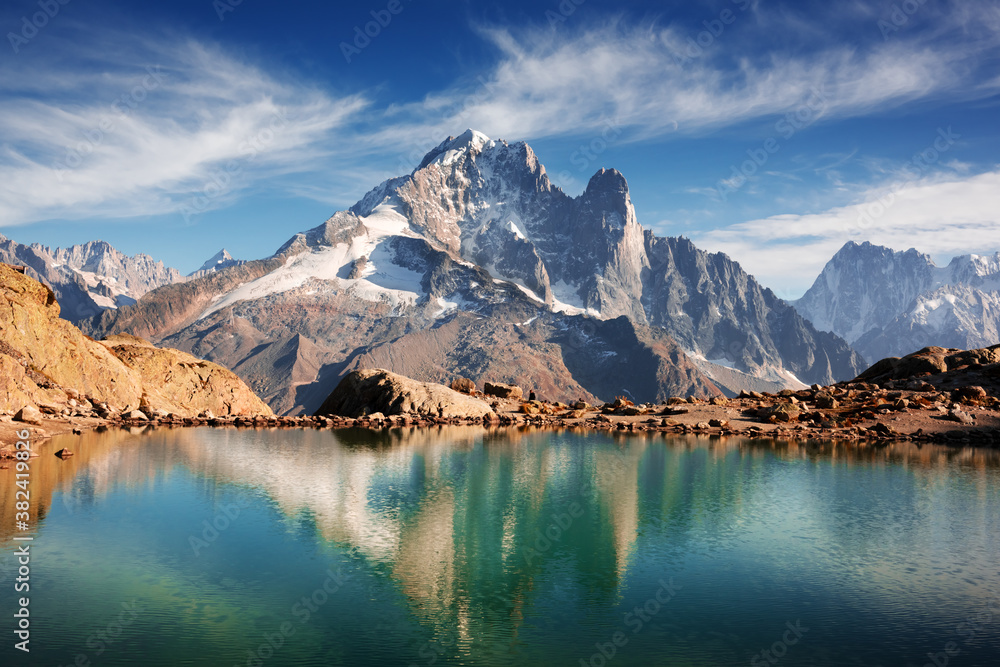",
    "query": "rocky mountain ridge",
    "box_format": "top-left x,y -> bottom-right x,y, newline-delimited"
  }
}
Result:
0,234 -> 184,321
794,241 -> 1000,362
